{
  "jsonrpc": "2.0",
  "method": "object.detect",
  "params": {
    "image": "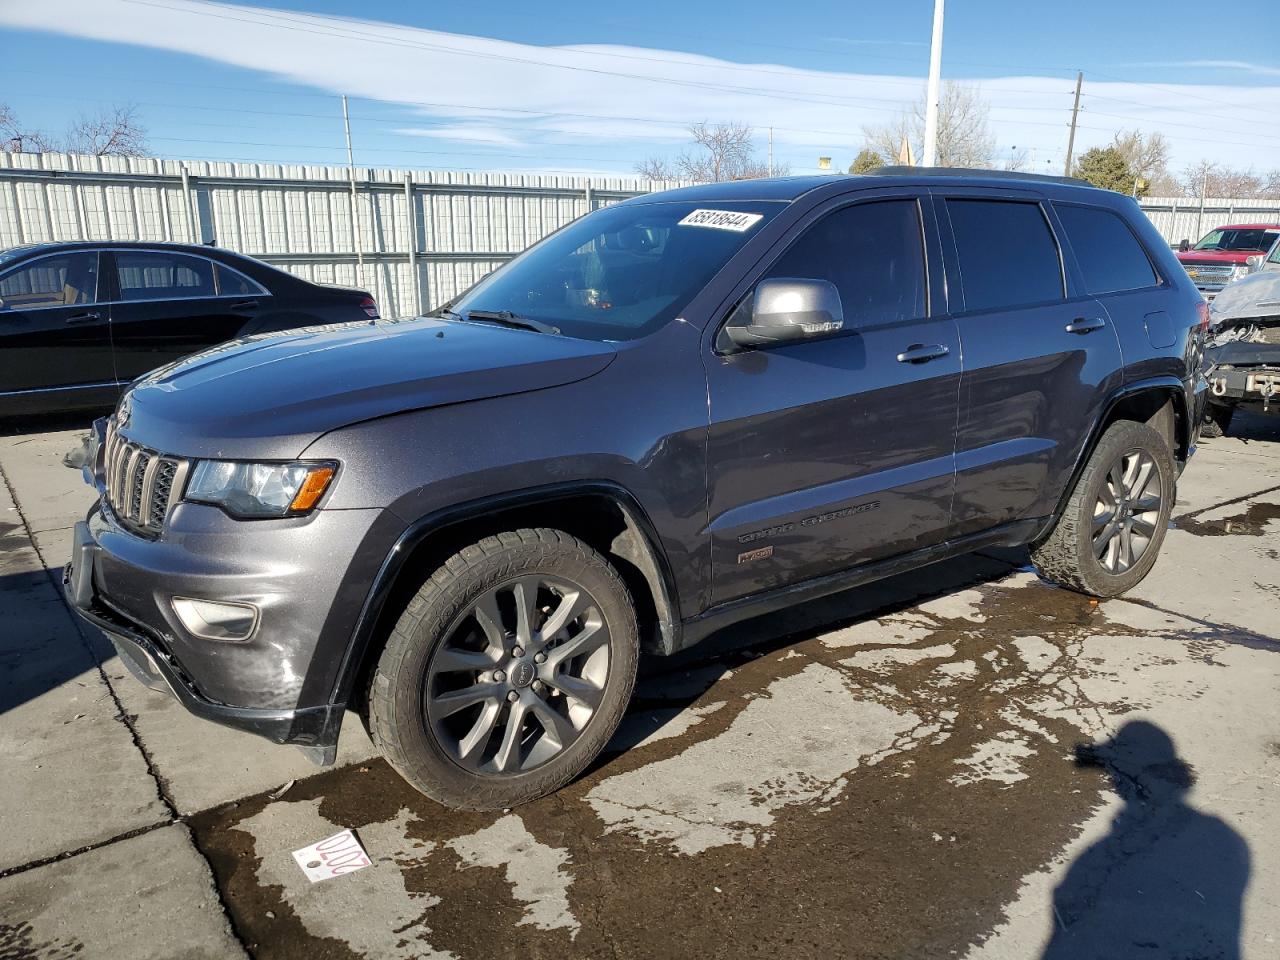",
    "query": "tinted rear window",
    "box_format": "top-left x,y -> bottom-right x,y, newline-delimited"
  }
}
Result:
1055,204 -> 1157,294
946,199 -> 1064,311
